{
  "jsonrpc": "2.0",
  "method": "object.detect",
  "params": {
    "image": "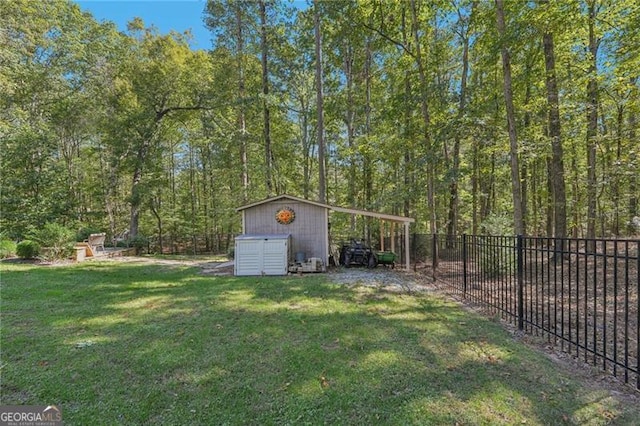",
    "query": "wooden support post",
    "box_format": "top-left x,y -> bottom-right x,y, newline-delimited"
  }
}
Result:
404,222 -> 410,270
380,221 -> 385,251
390,222 -> 396,253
